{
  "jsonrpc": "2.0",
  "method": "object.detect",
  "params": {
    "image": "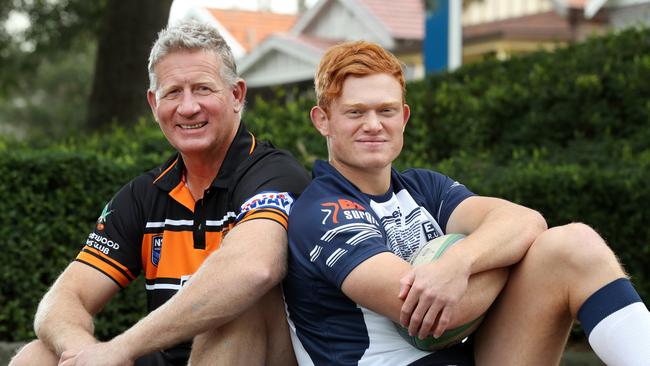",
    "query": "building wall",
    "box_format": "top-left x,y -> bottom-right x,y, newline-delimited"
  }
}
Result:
303,1 -> 384,43
463,0 -> 553,25
608,2 -> 650,28
243,49 -> 316,87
